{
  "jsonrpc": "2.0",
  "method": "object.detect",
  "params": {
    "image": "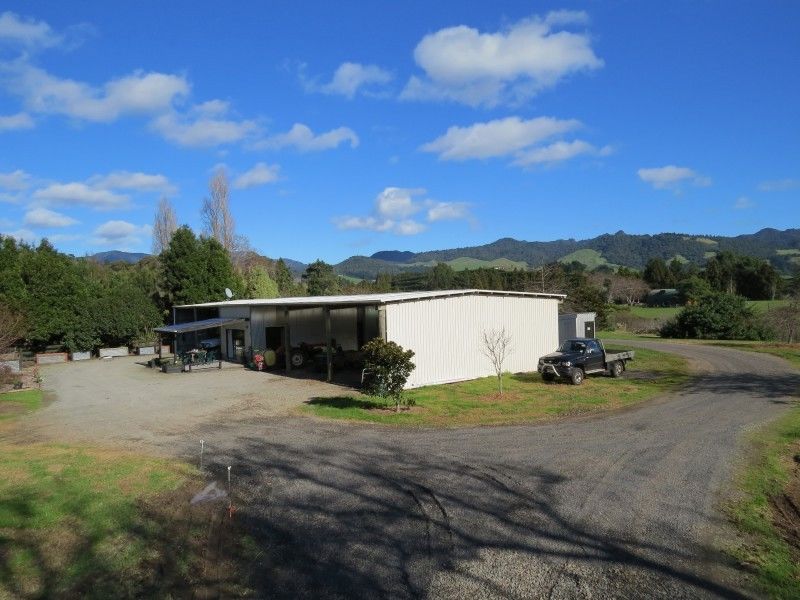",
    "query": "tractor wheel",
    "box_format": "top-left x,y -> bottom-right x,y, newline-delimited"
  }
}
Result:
290,350 -> 305,368
570,368 -> 584,385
